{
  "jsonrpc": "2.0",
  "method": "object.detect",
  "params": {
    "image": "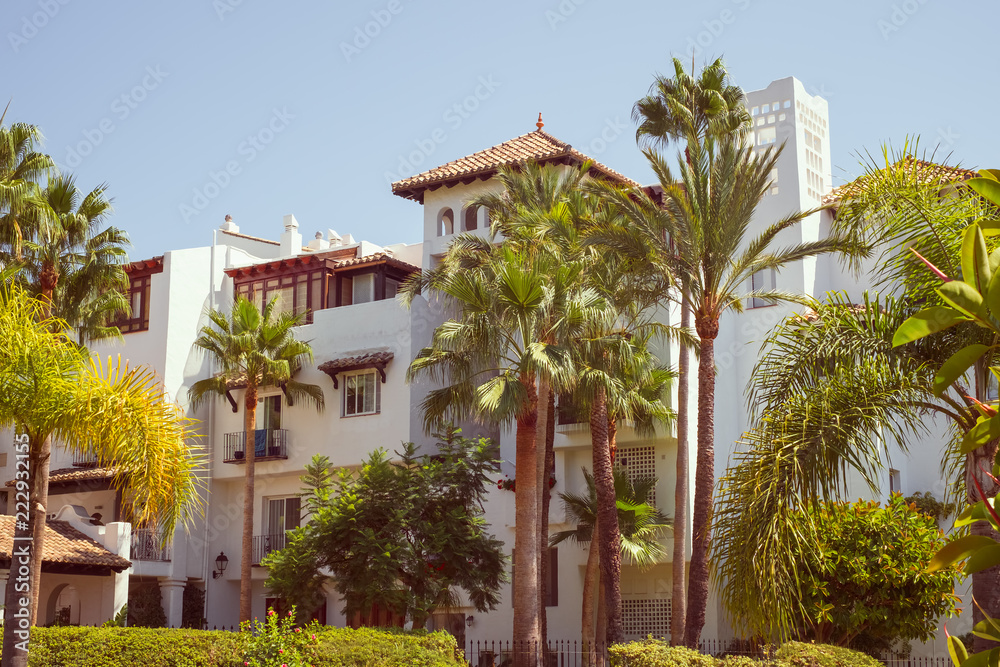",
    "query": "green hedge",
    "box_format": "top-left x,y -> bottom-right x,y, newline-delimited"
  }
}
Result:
609,638 -> 883,667
1,625 -> 462,667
